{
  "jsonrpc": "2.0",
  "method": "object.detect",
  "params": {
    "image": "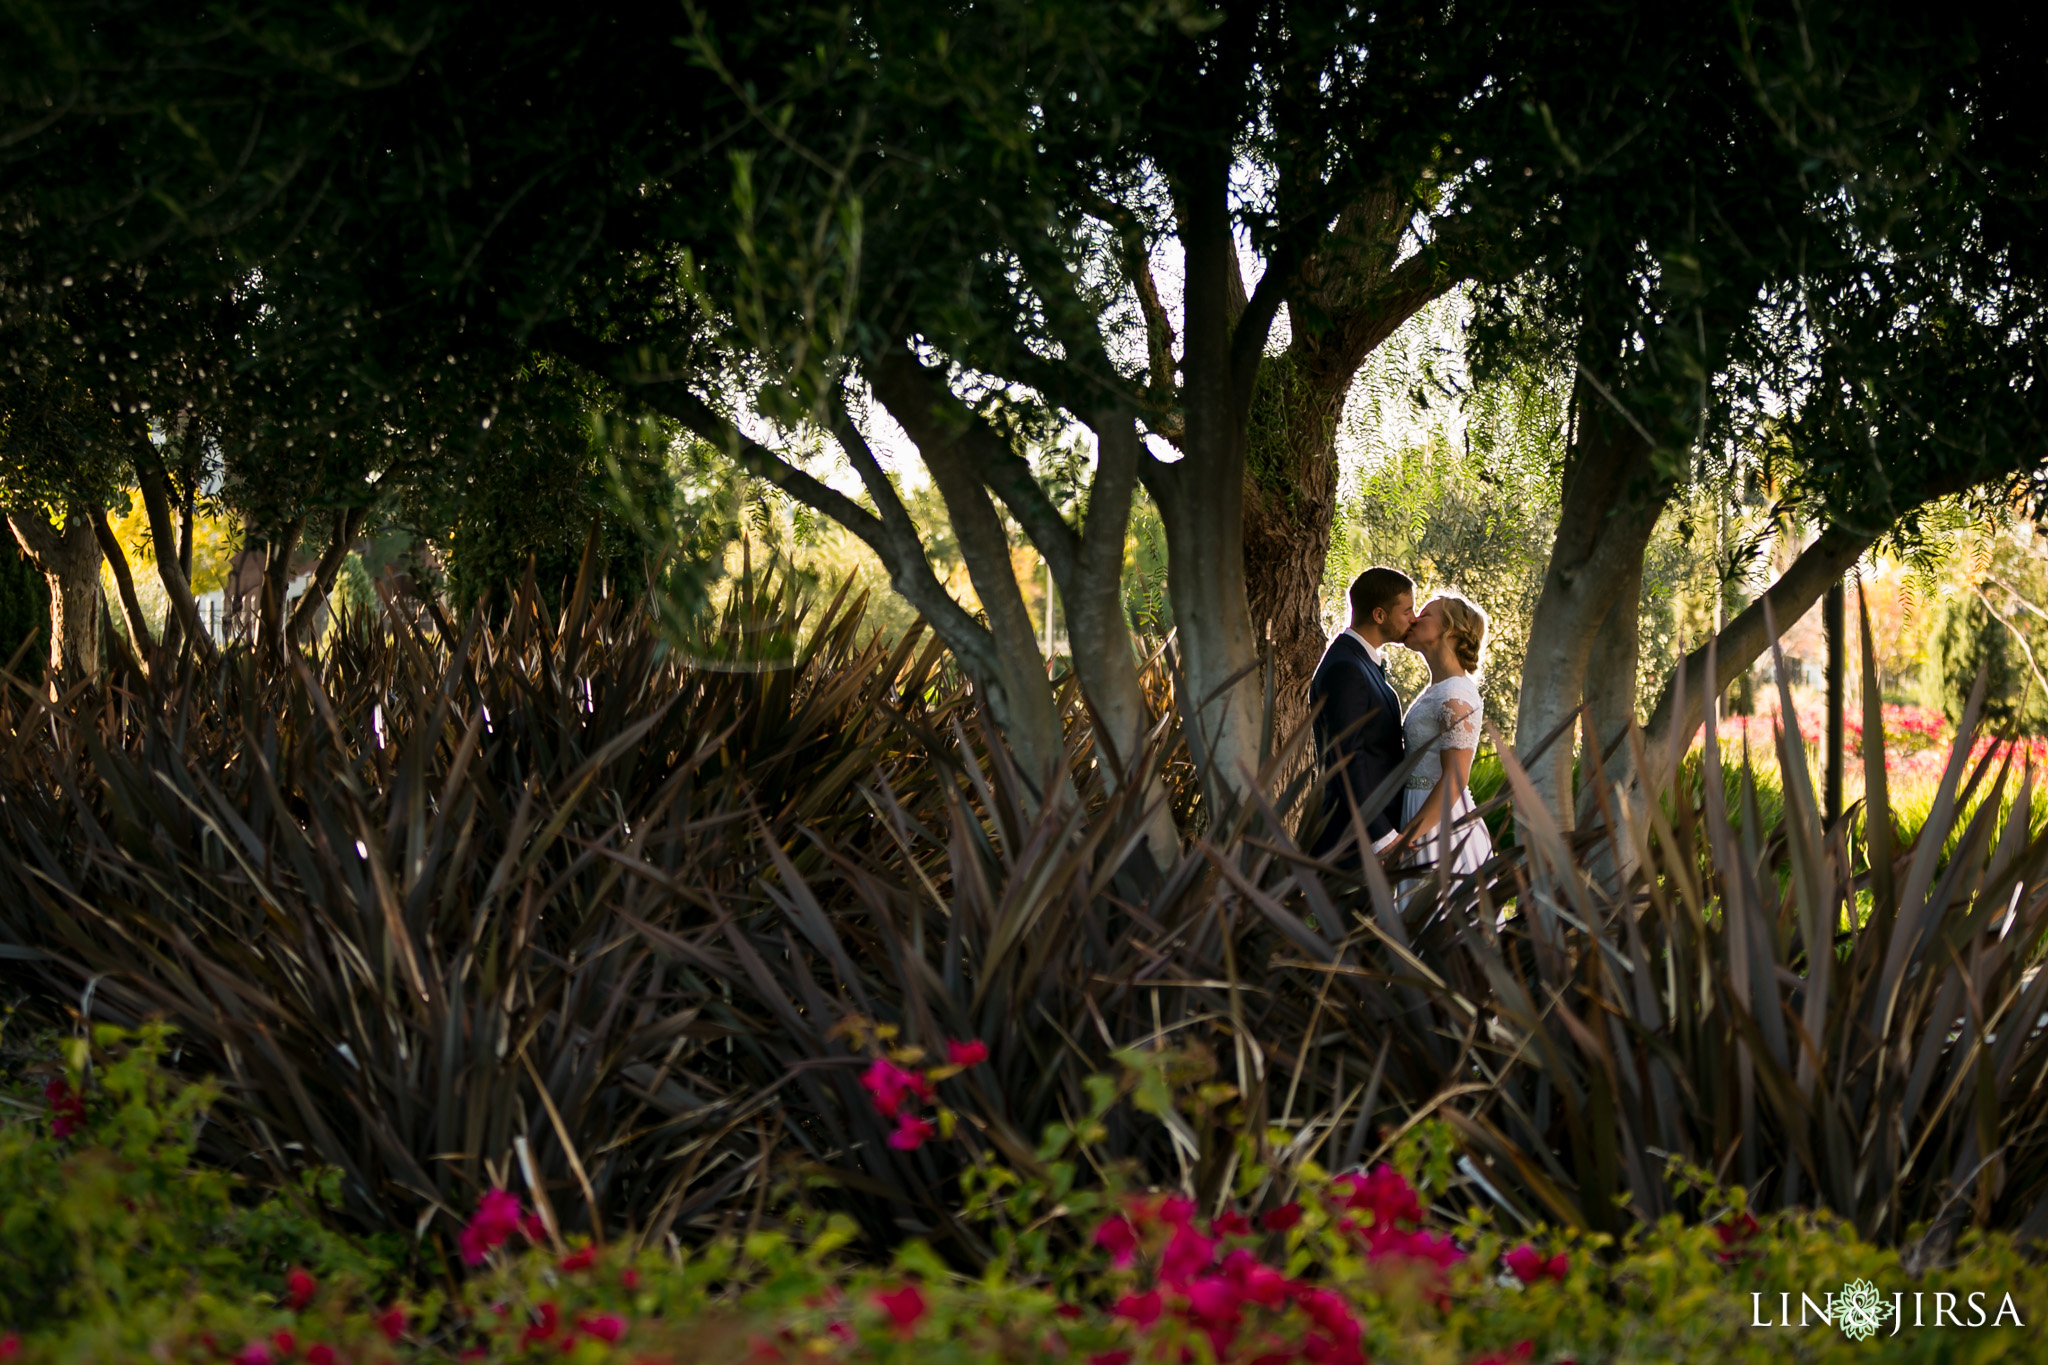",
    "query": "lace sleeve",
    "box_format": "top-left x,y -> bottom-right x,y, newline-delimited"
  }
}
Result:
1436,687 -> 1481,752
